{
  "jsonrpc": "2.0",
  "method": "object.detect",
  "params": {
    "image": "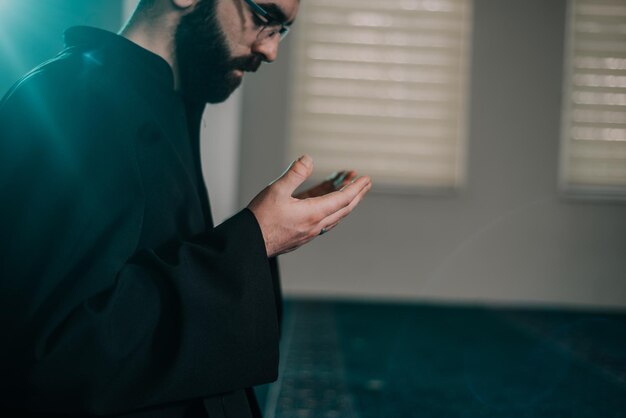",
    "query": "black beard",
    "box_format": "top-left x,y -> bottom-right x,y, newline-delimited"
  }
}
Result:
174,0 -> 262,104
